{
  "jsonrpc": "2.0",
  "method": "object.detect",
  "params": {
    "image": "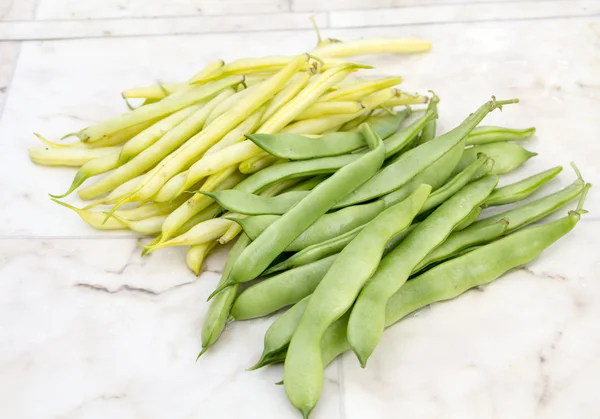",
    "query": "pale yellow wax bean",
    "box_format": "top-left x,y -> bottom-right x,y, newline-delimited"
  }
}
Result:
186,241 -> 217,276
383,92 -> 429,107
188,59 -> 226,84
78,89 -> 235,201
204,83 -> 261,127
192,56 -> 347,84
74,75 -> 243,143
51,199 -> 127,230
205,104 -> 267,155
114,196 -> 188,221
312,38 -> 432,58
86,119 -> 159,148
121,83 -> 187,100
146,218 -> 233,252
295,101 -> 363,120
29,146 -> 121,167
114,214 -> 167,235
120,54 -> 311,206
118,105 -> 201,164
282,88 -> 397,134
318,76 -> 402,102
180,64 -> 357,193
260,73 -> 312,124
159,167 -> 244,243
83,173 -> 147,207
239,155 -> 280,174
